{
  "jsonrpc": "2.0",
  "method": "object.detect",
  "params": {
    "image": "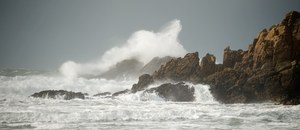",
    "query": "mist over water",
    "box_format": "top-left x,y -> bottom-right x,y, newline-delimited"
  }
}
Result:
60,20 -> 187,78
